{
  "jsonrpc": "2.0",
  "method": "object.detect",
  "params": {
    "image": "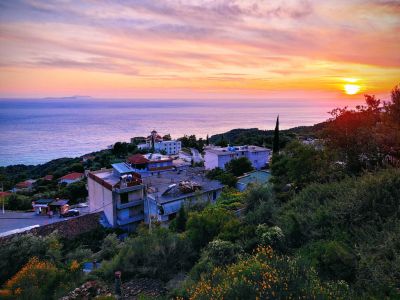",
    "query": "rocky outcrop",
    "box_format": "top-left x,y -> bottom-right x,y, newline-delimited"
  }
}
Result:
60,278 -> 166,300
